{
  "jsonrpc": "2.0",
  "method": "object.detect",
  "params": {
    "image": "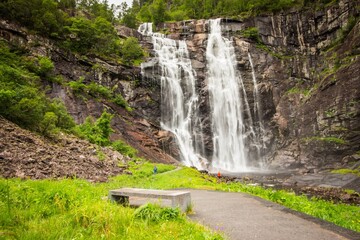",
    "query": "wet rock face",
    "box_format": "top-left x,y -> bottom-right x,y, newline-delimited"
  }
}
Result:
153,0 -> 359,171
1,0 -> 359,173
